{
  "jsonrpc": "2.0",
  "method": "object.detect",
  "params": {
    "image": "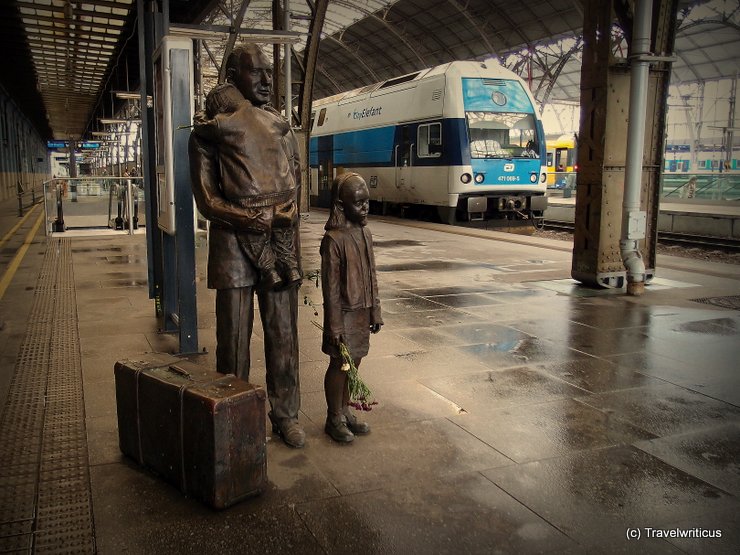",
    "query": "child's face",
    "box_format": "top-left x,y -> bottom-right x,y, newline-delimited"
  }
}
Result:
340,179 -> 370,226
